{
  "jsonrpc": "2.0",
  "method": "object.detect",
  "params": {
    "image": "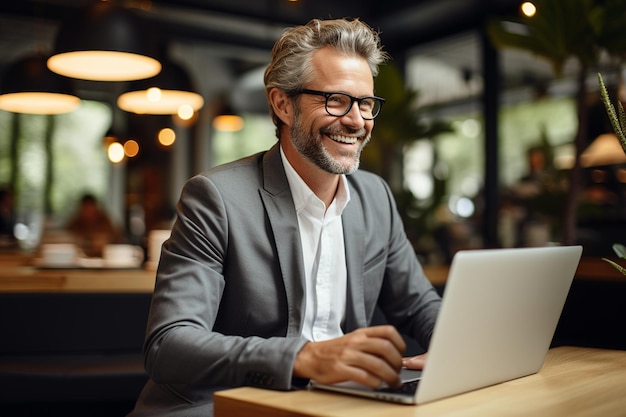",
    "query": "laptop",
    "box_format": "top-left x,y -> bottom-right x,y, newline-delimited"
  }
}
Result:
310,245 -> 583,404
